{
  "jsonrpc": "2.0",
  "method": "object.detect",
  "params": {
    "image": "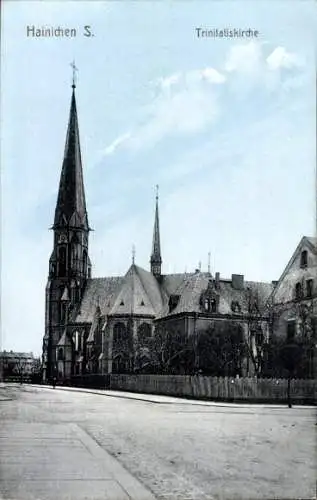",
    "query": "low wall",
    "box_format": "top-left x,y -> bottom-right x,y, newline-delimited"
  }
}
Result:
109,375 -> 317,404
